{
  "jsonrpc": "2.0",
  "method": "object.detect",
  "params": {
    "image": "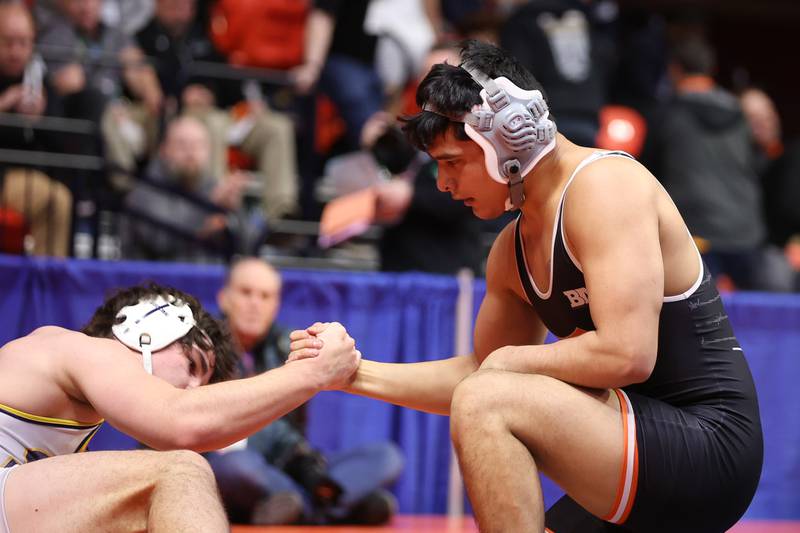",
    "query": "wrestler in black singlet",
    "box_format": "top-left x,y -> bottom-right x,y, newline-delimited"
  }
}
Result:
514,152 -> 763,533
